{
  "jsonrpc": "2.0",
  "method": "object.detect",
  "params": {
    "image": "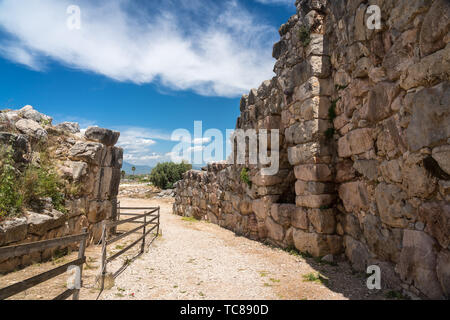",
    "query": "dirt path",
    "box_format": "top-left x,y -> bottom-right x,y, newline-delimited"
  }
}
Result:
1,196 -> 389,300
98,197 -> 386,300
